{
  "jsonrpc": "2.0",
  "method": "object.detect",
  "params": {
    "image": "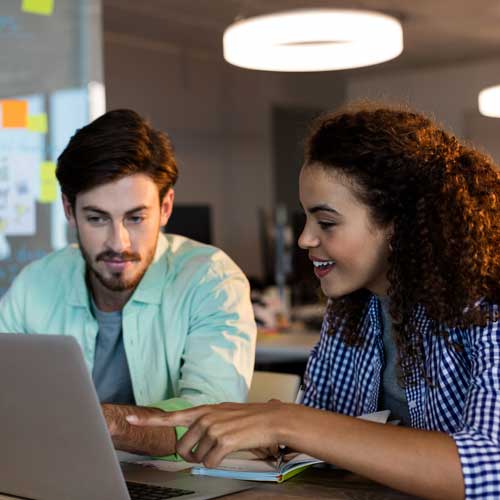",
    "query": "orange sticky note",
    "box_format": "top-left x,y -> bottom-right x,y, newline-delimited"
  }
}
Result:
2,100 -> 28,128
21,0 -> 54,16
